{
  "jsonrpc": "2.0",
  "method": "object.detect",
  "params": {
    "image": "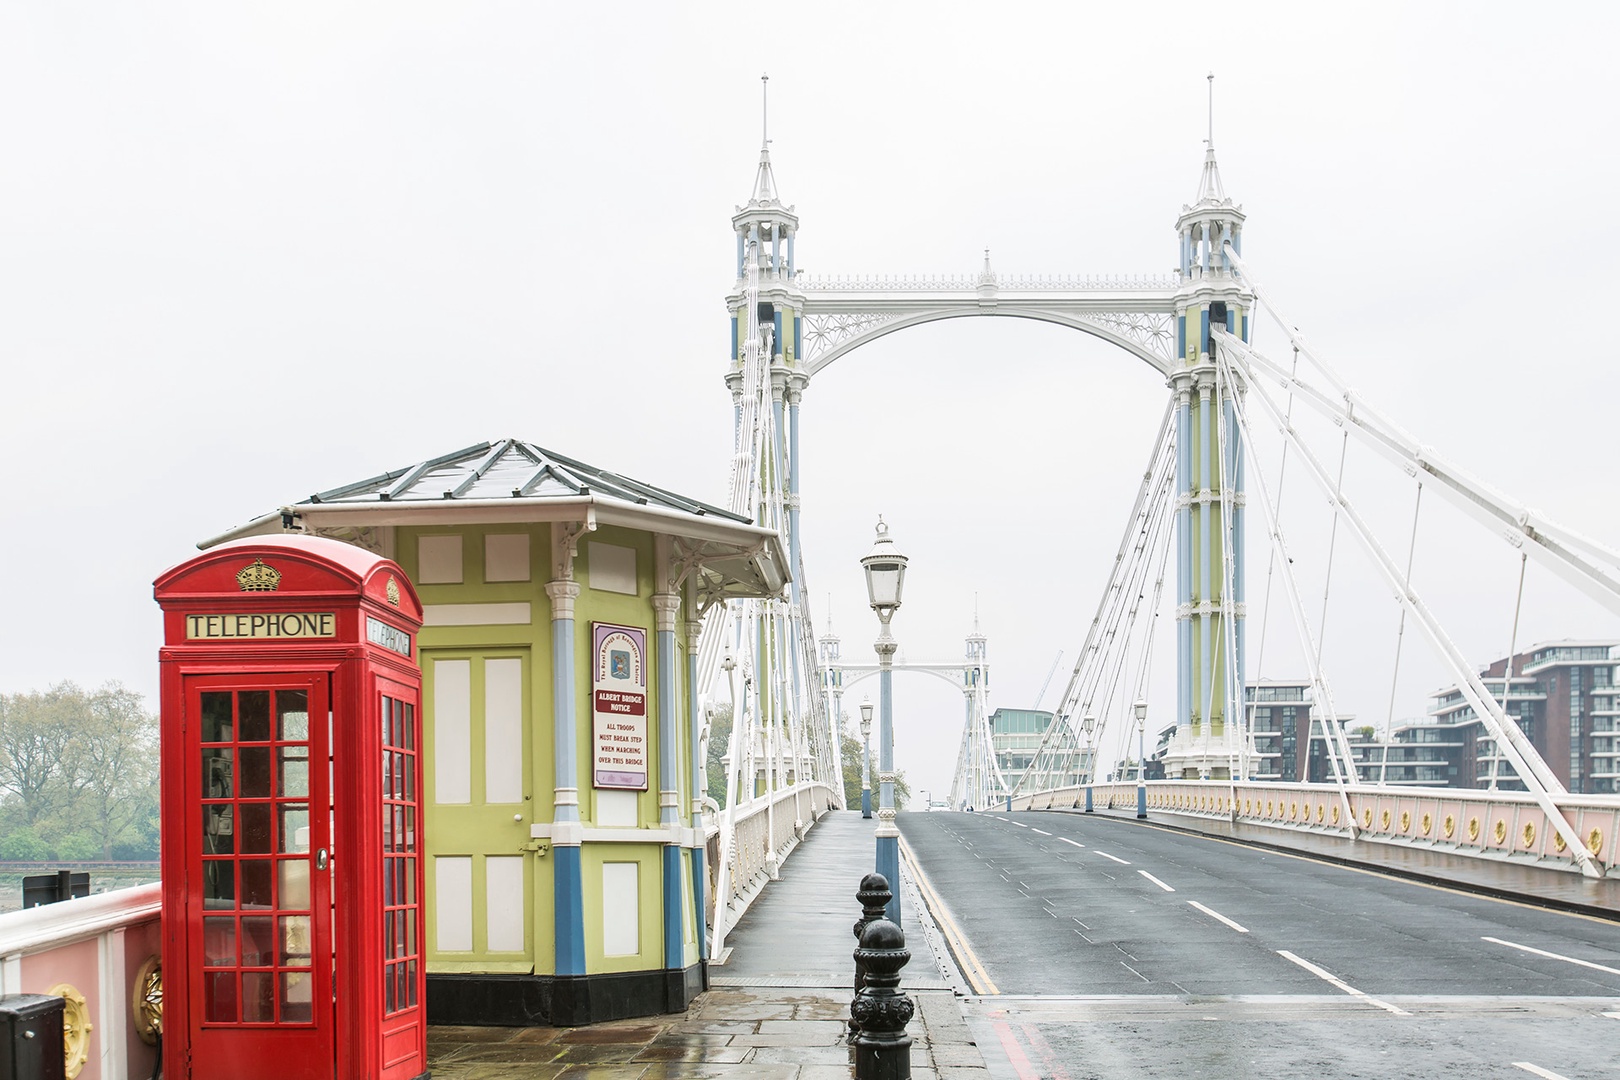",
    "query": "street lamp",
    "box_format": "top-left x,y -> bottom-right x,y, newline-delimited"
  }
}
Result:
861,516 -> 908,925
859,699 -> 874,819
1081,713 -> 1096,814
1134,699 -> 1149,819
